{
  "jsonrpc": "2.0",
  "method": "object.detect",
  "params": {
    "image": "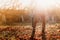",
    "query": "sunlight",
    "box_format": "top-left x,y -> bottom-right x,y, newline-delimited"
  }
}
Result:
0,0 -> 60,10
0,0 -> 32,9
33,0 -> 60,11
19,0 -> 31,7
